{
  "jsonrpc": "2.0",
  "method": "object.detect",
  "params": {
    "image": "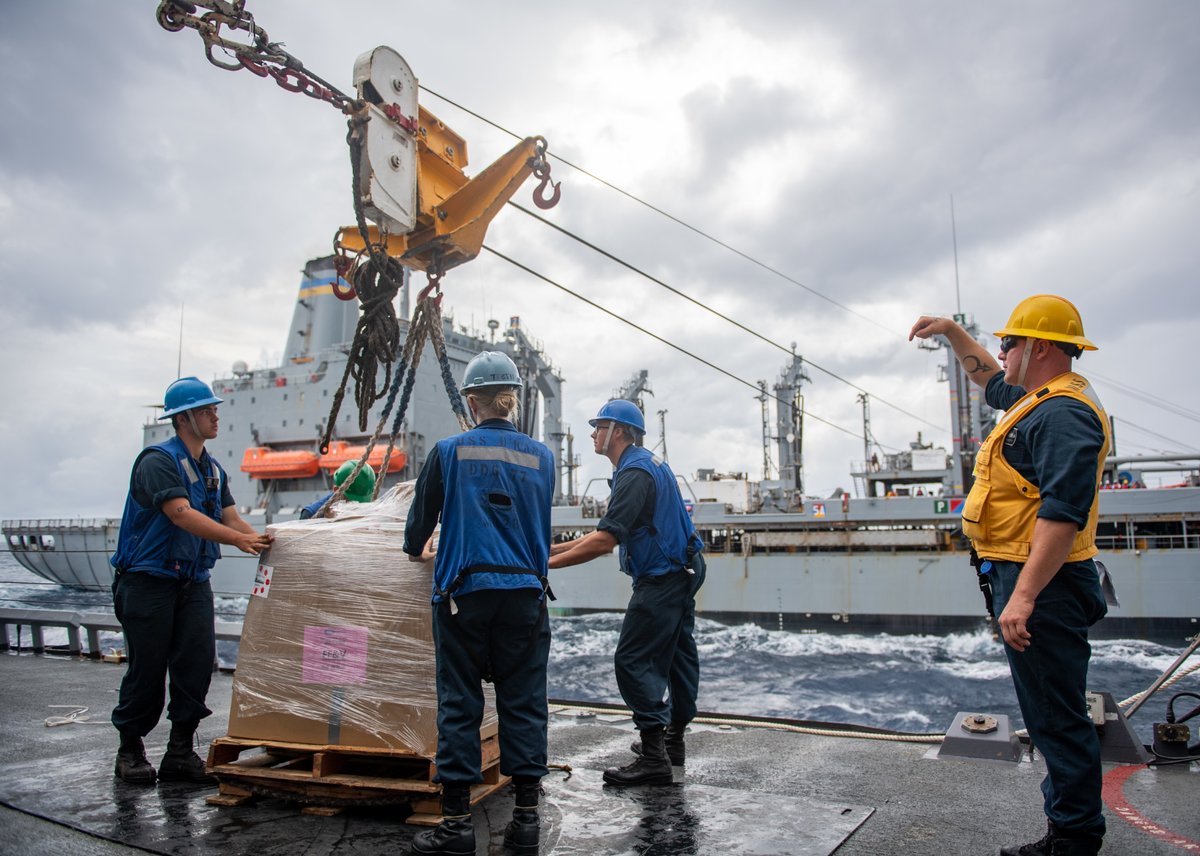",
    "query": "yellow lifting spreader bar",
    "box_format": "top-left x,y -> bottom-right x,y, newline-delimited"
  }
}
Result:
336,107 -> 559,274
